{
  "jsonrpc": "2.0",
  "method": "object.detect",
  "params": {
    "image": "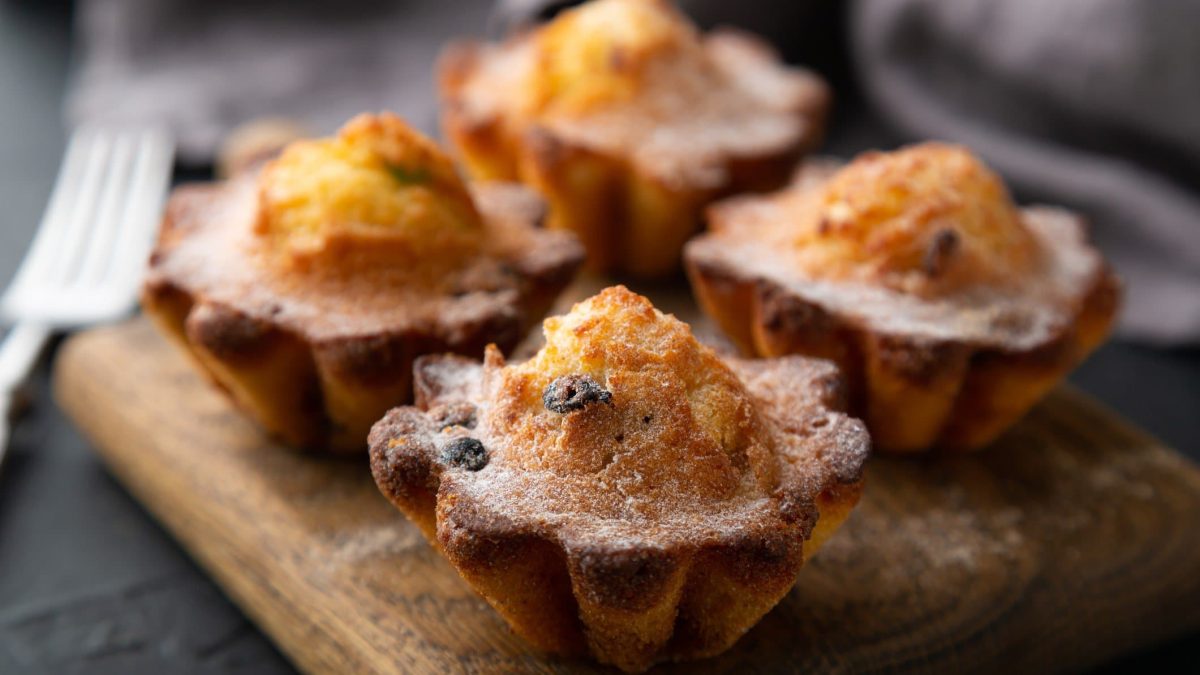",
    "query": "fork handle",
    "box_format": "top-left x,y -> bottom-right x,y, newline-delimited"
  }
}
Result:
0,323 -> 51,465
